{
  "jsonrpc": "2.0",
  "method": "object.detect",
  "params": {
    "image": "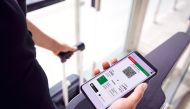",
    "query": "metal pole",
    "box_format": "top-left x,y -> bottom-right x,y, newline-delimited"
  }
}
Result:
75,0 -> 80,42
173,0 -> 179,11
153,0 -> 162,23
74,0 -> 84,86
62,63 -> 68,106
95,0 -> 101,11
124,0 -> 149,52
187,17 -> 190,35
77,52 -> 83,86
